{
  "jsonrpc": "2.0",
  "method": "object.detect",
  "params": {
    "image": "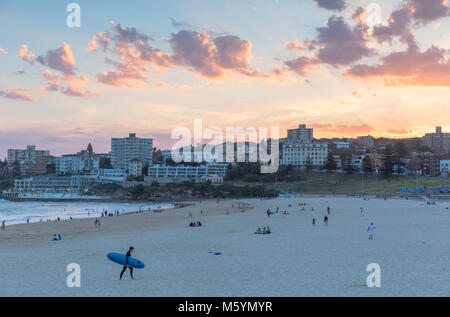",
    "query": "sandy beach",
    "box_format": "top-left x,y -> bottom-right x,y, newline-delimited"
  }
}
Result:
0,197 -> 448,296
